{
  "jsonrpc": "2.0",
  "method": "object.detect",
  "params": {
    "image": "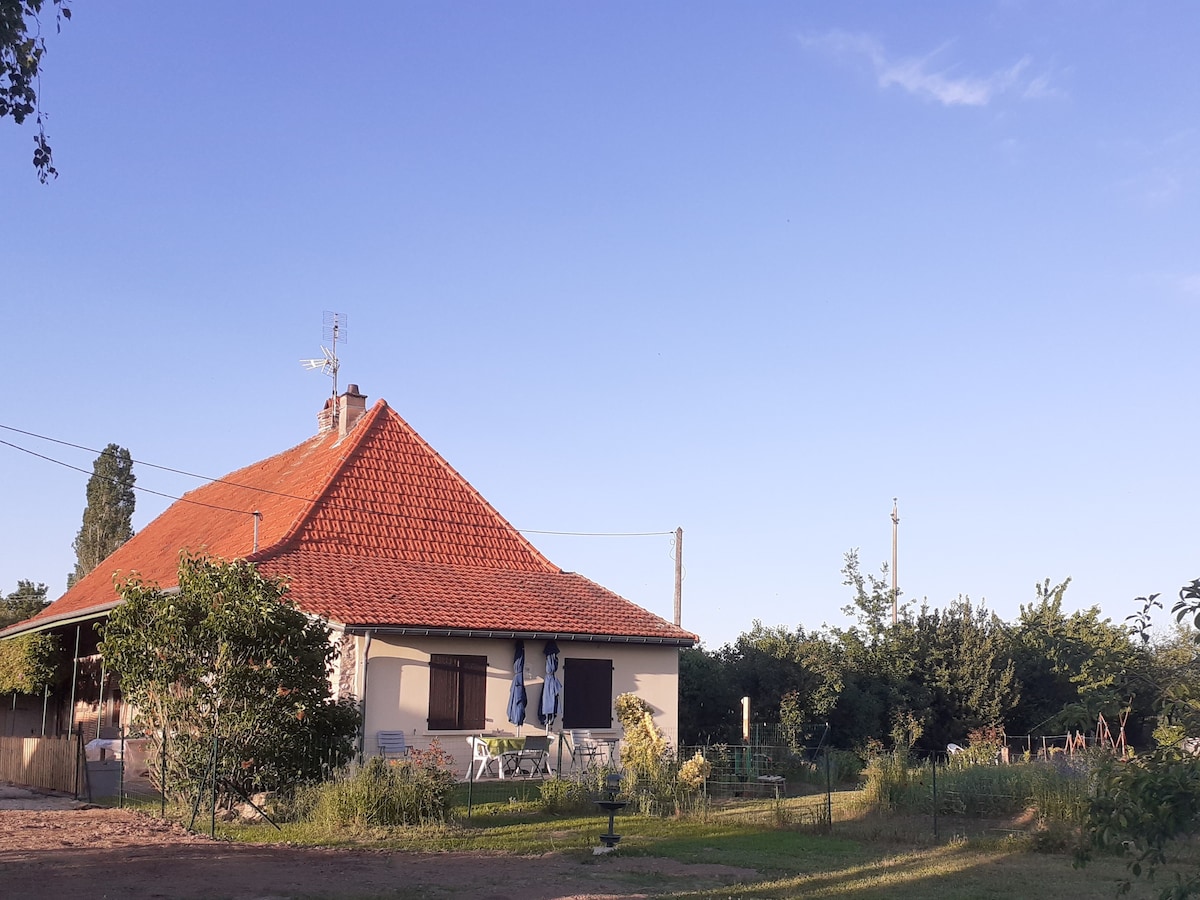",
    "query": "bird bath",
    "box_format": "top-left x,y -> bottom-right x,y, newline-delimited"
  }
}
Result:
594,772 -> 627,849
